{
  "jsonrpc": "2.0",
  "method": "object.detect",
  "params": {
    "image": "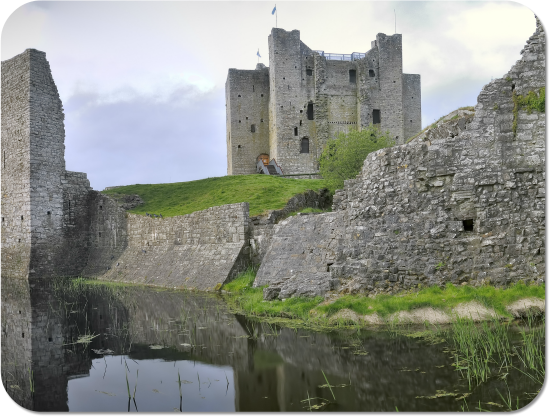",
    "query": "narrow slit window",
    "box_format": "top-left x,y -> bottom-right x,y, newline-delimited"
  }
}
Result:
252,85 -> 255,92
463,219 -> 474,232
306,69 -> 313,76
251,124 -> 256,133
307,103 -> 314,120
373,109 -> 381,124
99,205 -> 103,210
349,69 -> 356,83
300,137 -> 310,153
21,216 -> 23,220
300,120 -> 302,126
294,127 -> 298,136
369,69 -> 375,77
